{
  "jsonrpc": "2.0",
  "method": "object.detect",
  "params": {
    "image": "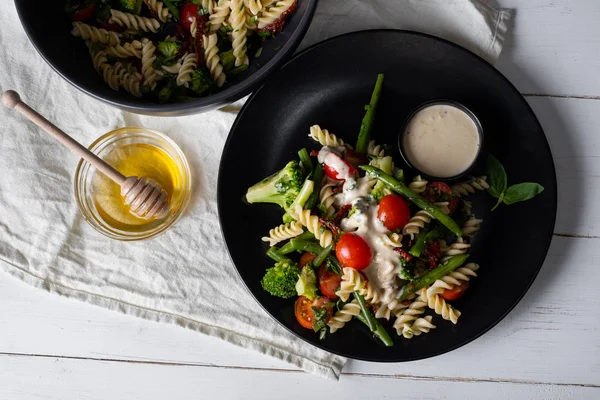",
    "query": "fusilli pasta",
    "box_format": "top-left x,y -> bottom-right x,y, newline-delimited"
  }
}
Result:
382,232 -> 403,248
424,288 -> 462,324
367,140 -> 385,157
309,125 -> 345,147
176,53 -> 198,87
337,267 -> 381,304
462,216 -> 483,236
109,9 -> 161,33
229,0 -> 249,66
257,0 -> 295,29
141,39 -> 162,90
290,205 -> 333,248
440,237 -> 470,263
328,300 -> 360,333
451,176 -> 489,197
402,210 -> 431,238
105,40 -> 143,59
203,33 -> 226,87
319,179 -> 337,217
427,263 -> 480,298
244,0 -> 262,15
393,289 -> 429,339
145,0 -> 169,22
209,0 -> 231,32
72,22 -> 120,46
261,221 -> 303,246
408,175 -> 427,194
